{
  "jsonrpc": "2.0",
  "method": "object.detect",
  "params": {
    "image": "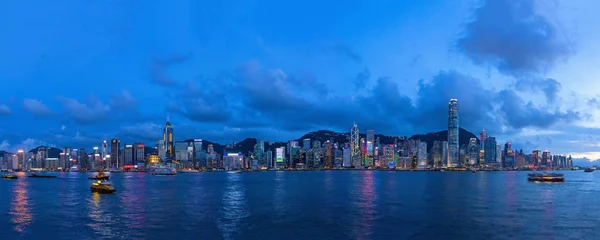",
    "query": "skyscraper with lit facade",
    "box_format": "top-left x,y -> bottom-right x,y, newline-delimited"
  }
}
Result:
366,130 -> 374,167
447,99 -> 459,167
350,123 -> 360,168
110,139 -> 120,168
163,119 -> 174,159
